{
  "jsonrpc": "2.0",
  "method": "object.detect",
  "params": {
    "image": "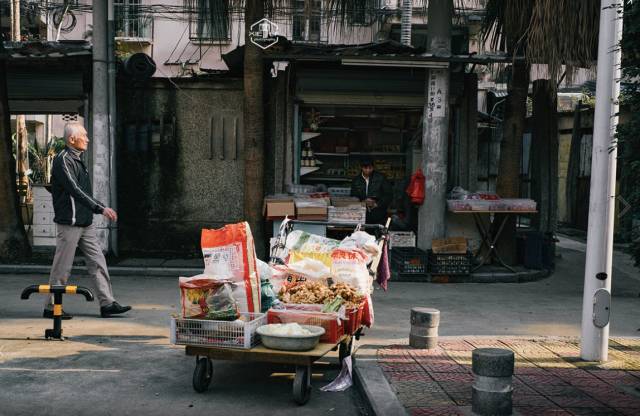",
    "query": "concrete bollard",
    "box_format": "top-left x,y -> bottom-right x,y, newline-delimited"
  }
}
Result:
409,307 -> 440,349
471,348 -> 514,416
